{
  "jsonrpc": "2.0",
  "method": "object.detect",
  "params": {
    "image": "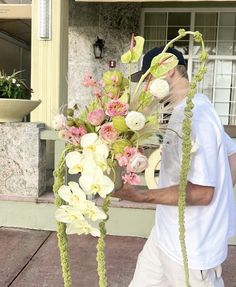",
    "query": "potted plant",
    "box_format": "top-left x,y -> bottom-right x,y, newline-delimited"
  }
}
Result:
0,70 -> 41,122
